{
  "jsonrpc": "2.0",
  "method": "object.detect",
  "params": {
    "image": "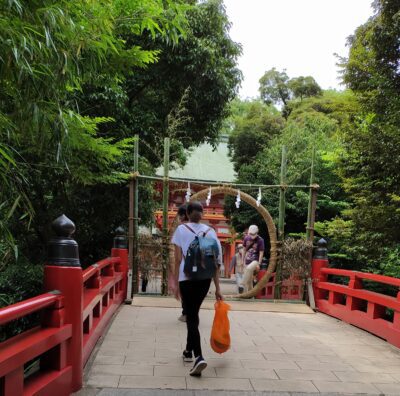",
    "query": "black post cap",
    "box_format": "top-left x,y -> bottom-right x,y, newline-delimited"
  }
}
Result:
113,226 -> 128,249
313,238 -> 328,259
47,215 -> 80,267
